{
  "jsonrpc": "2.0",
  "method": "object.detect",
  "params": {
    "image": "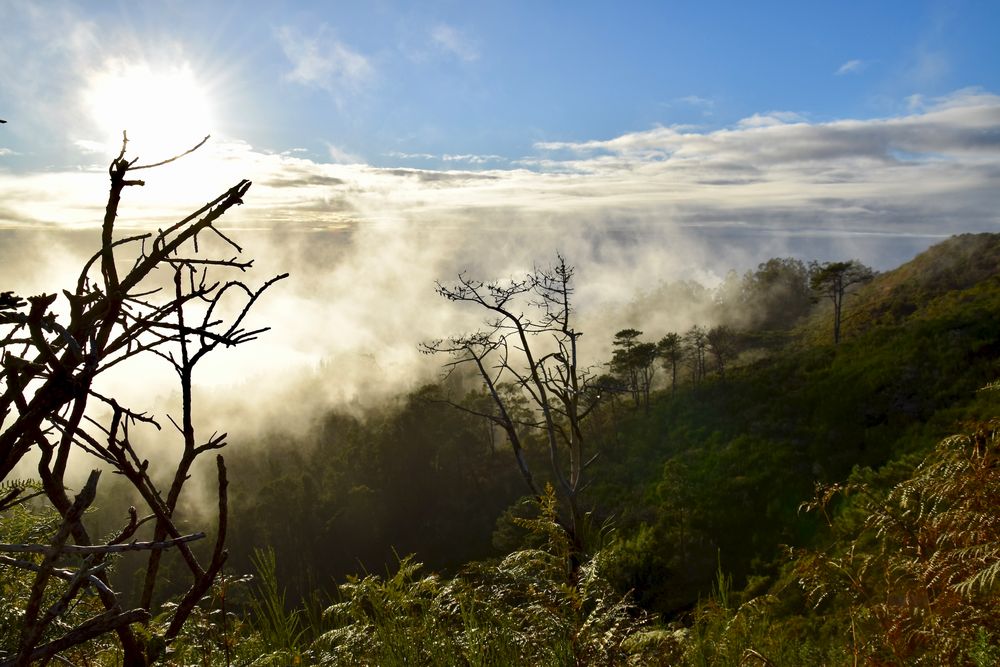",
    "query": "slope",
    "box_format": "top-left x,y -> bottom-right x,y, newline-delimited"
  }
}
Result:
593,233 -> 1000,616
